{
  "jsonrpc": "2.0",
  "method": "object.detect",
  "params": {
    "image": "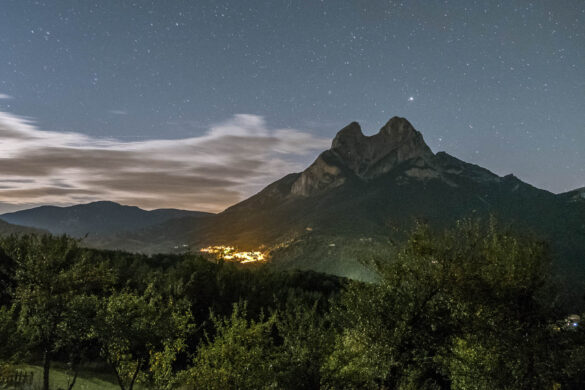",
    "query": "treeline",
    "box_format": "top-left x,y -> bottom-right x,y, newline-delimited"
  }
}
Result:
1,219 -> 585,389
